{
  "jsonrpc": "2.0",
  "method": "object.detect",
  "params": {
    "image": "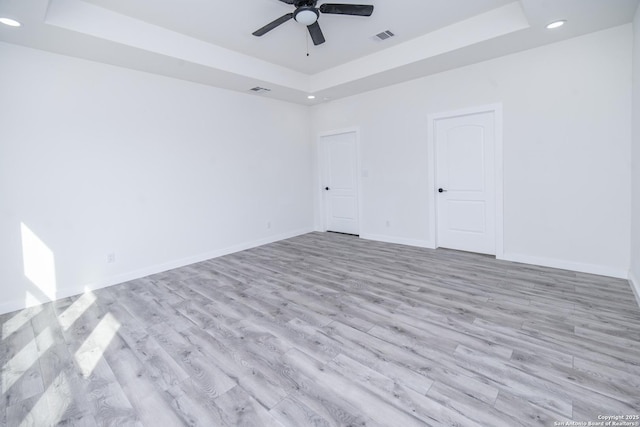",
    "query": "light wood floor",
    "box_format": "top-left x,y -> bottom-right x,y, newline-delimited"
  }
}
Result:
2,232 -> 639,426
